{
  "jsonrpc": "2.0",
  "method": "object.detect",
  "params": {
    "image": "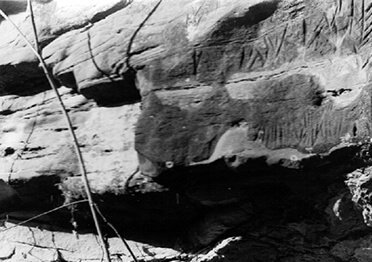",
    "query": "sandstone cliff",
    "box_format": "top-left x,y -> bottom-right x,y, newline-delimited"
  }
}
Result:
2,0 -> 372,261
